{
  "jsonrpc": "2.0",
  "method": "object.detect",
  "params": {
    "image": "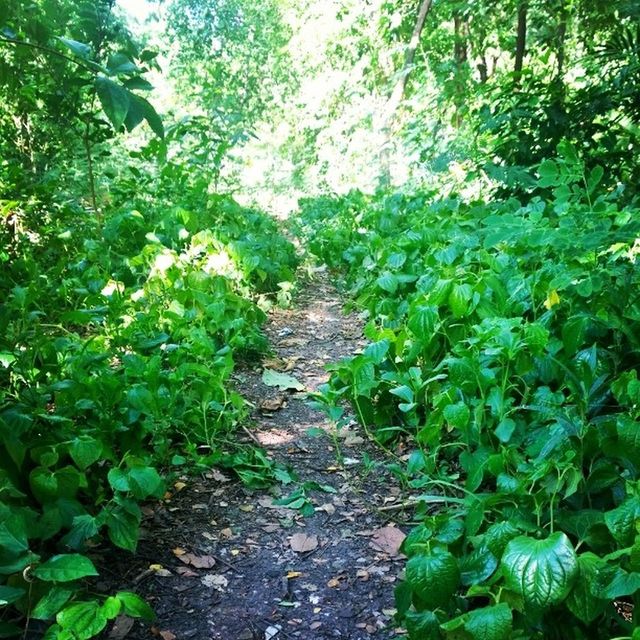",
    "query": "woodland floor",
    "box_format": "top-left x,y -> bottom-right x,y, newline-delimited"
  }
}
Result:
99,272 -> 413,640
